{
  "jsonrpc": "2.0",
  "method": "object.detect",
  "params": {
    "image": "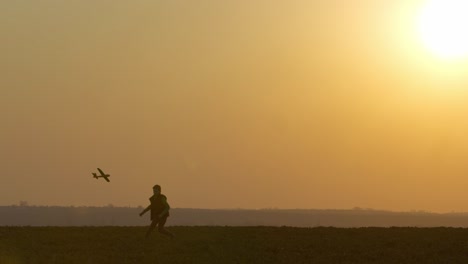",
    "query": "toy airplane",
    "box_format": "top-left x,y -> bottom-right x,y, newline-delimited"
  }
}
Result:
92,168 -> 110,182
